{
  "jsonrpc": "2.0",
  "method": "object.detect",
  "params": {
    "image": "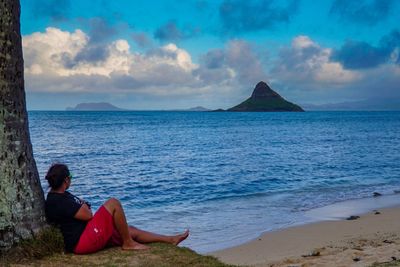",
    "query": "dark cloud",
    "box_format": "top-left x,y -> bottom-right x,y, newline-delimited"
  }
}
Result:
154,21 -> 183,41
59,52 -> 75,69
86,17 -> 118,44
74,45 -> 109,63
29,0 -> 71,21
330,0 -> 396,26
332,41 -> 388,69
380,30 -> 400,64
62,18 -> 118,66
60,44 -> 110,68
218,0 -> 300,34
154,21 -> 199,42
131,32 -> 153,48
201,50 -> 226,69
332,30 -> 400,69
